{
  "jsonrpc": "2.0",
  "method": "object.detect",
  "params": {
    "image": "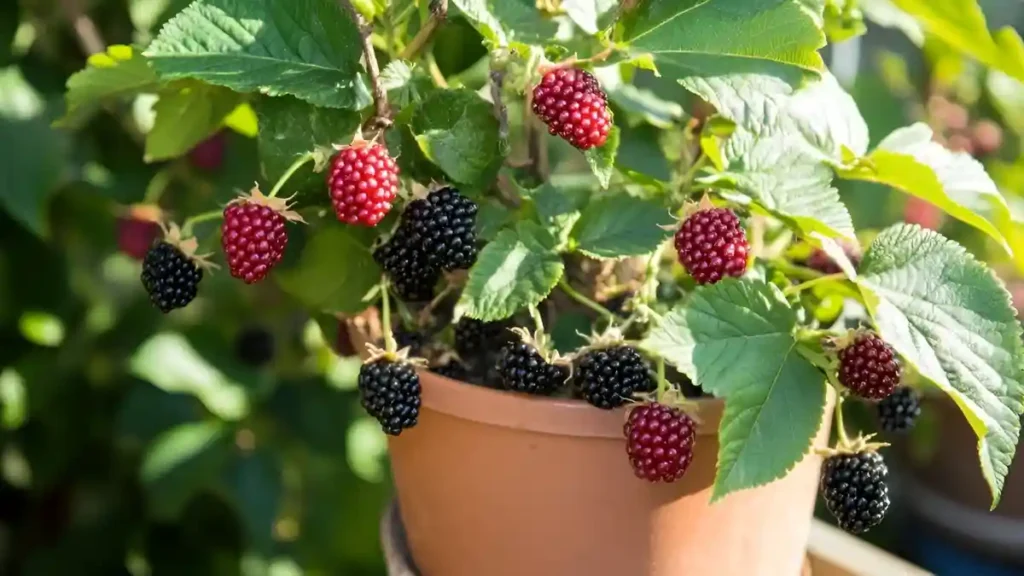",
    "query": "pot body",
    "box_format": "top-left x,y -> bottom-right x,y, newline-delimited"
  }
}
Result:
388,371 -> 833,576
